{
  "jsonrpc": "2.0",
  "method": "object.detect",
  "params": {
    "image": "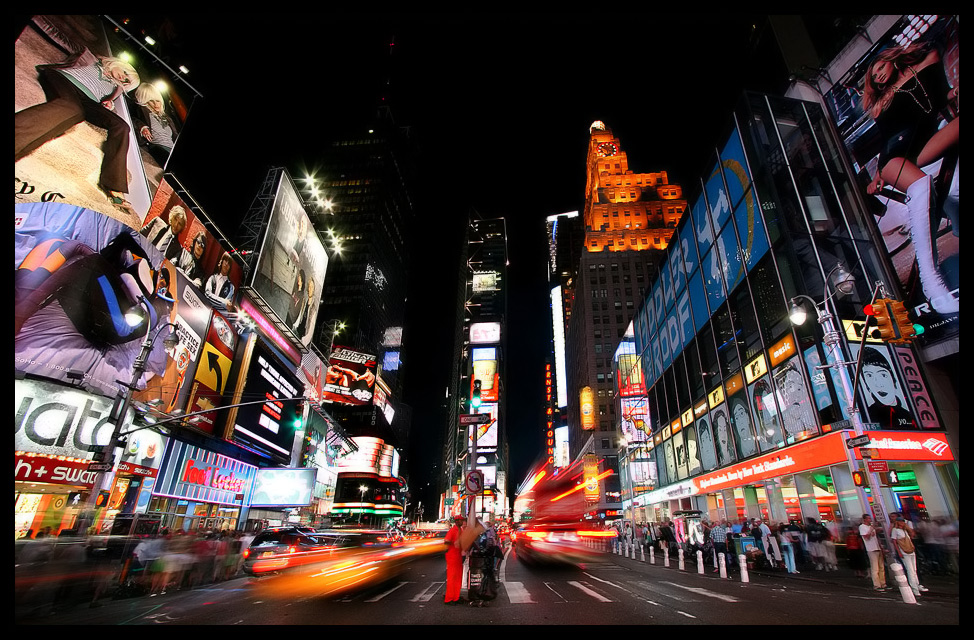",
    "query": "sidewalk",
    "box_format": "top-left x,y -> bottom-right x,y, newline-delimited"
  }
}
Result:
603,543 -> 959,600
